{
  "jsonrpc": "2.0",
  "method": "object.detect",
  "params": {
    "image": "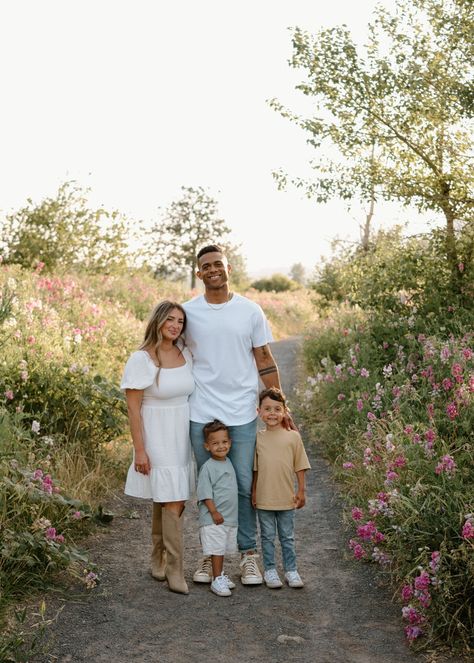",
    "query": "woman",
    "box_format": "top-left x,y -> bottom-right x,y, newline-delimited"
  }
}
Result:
121,300 -> 194,594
